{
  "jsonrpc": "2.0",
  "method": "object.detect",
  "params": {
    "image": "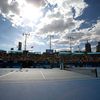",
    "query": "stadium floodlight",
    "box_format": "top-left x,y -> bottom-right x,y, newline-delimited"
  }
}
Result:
23,33 -> 30,51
